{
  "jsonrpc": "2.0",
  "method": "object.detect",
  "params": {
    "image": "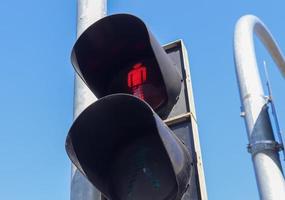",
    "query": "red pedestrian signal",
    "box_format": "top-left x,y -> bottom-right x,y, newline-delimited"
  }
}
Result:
126,61 -> 168,109
127,62 -> 147,89
127,62 -> 147,100
71,14 -> 181,117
